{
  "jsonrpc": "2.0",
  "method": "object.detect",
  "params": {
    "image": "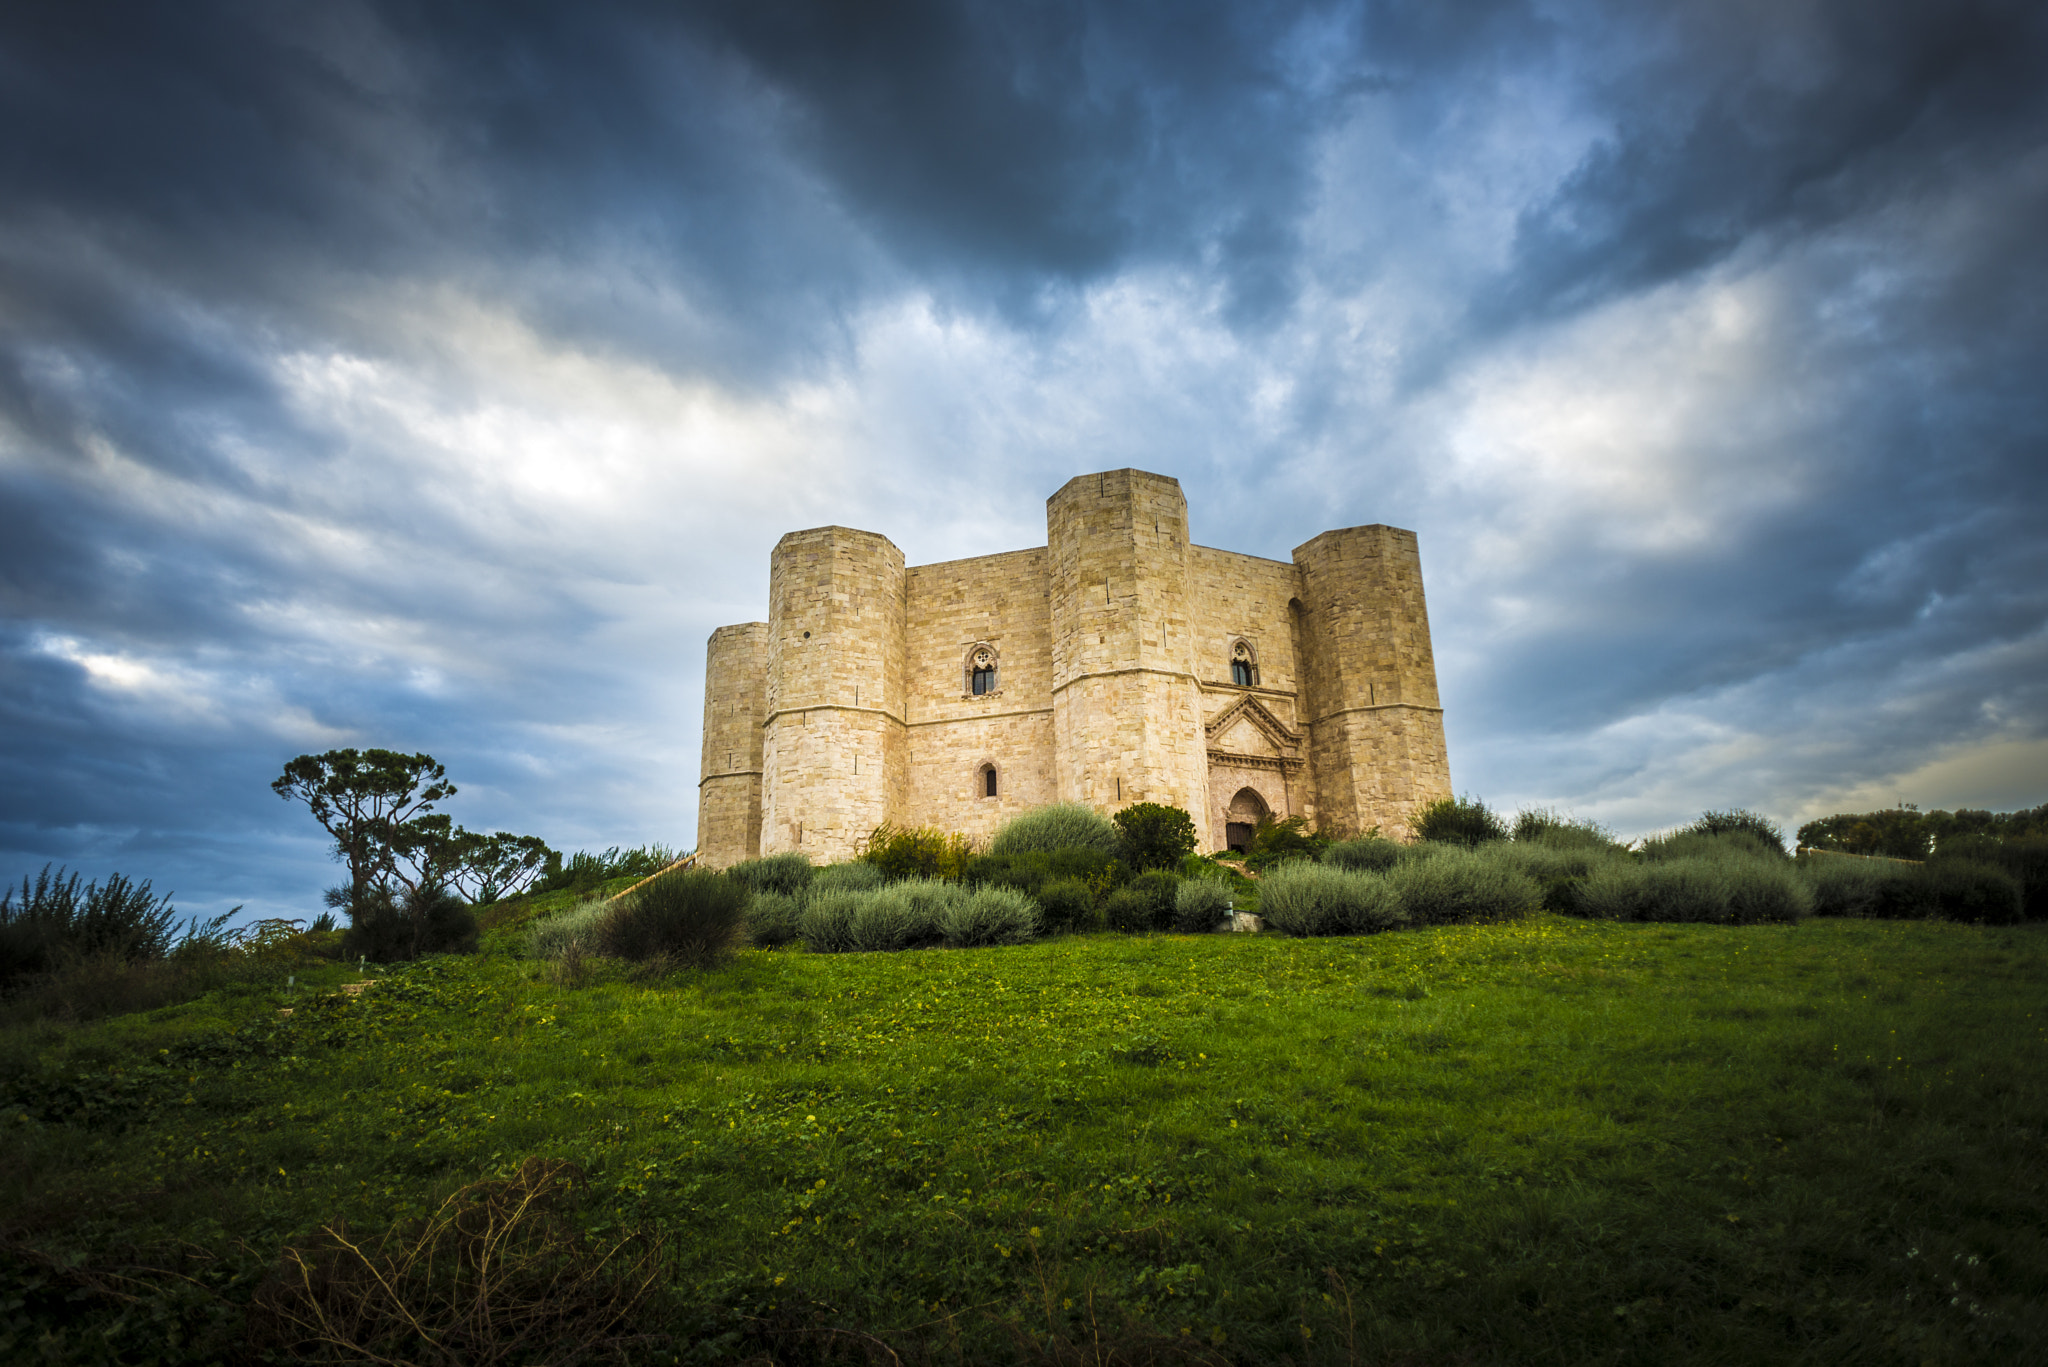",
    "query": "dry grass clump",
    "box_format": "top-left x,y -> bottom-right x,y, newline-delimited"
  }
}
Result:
250,1157 -> 666,1364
